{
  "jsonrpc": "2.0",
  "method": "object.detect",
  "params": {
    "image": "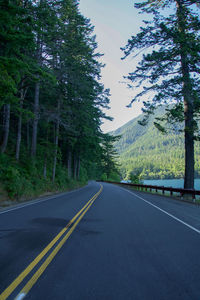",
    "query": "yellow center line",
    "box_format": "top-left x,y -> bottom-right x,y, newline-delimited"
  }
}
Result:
15,191 -> 101,300
0,185 -> 103,300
